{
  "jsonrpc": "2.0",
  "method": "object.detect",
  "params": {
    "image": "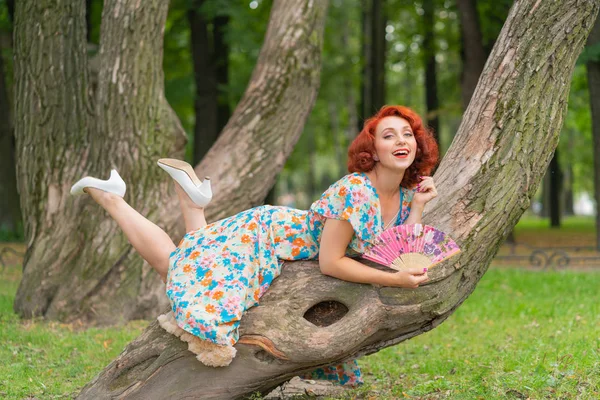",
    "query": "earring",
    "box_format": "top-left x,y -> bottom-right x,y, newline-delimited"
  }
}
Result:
373,155 -> 379,161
